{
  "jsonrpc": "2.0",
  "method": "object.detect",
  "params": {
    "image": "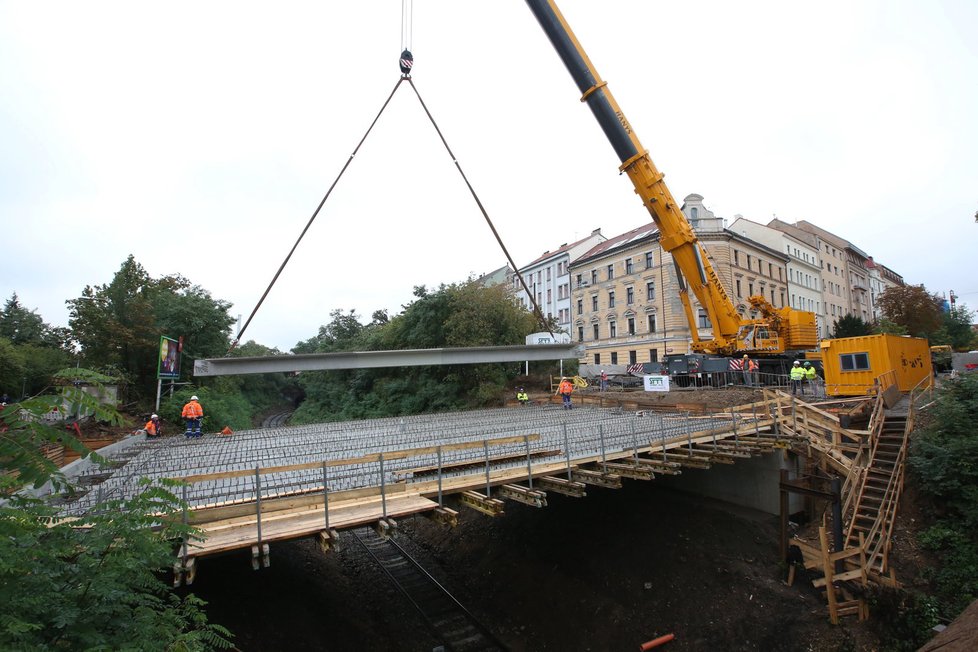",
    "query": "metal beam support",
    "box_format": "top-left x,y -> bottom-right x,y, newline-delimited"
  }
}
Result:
194,343 -> 583,377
